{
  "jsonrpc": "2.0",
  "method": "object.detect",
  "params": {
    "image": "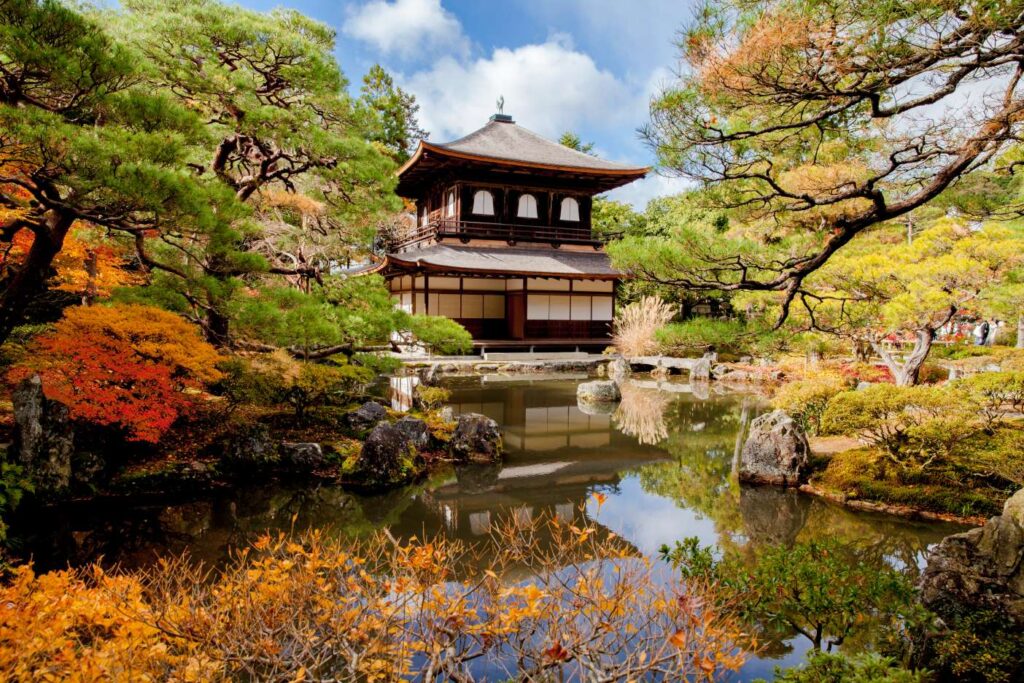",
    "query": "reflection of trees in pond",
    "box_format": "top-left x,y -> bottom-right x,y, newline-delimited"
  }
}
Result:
793,500 -> 959,581
632,397 -> 750,543
613,382 -> 672,445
